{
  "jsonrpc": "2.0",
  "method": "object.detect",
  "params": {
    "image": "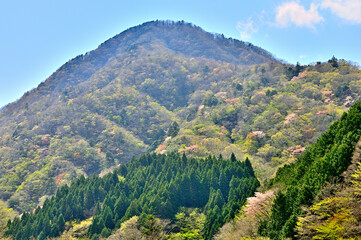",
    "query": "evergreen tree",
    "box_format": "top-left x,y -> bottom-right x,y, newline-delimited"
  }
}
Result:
58,213 -> 65,233
89,217 -> 105,235
100,227 -> 111,238
230,153 -> 237,162
102,206 -> 115,229
204,206 -> 222,239
84,186 -> 95,210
